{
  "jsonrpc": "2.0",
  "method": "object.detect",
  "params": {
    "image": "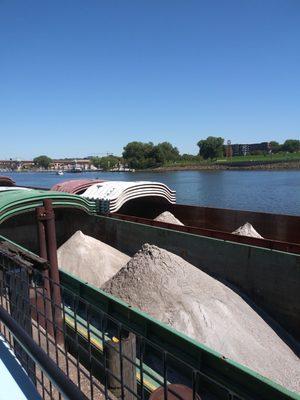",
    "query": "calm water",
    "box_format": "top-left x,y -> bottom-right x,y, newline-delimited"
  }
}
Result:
3,170 -> 300,215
